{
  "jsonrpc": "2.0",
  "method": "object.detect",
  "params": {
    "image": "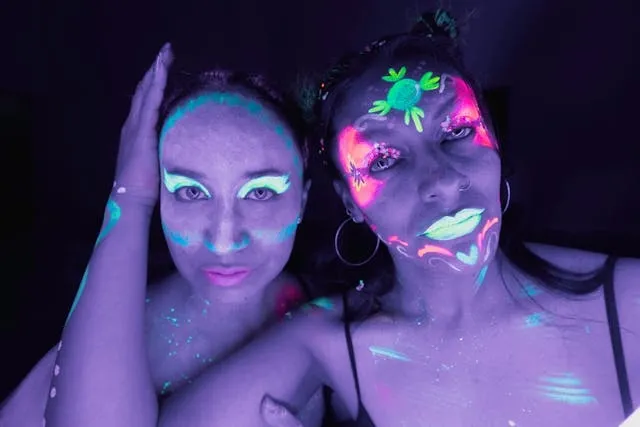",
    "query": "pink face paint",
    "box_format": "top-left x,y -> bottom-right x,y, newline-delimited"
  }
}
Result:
447,77 -> 495,149
476,217 -> 500,251
337,126 -> 387,207
418,244 -> 454,258
388,235 -> 409,246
